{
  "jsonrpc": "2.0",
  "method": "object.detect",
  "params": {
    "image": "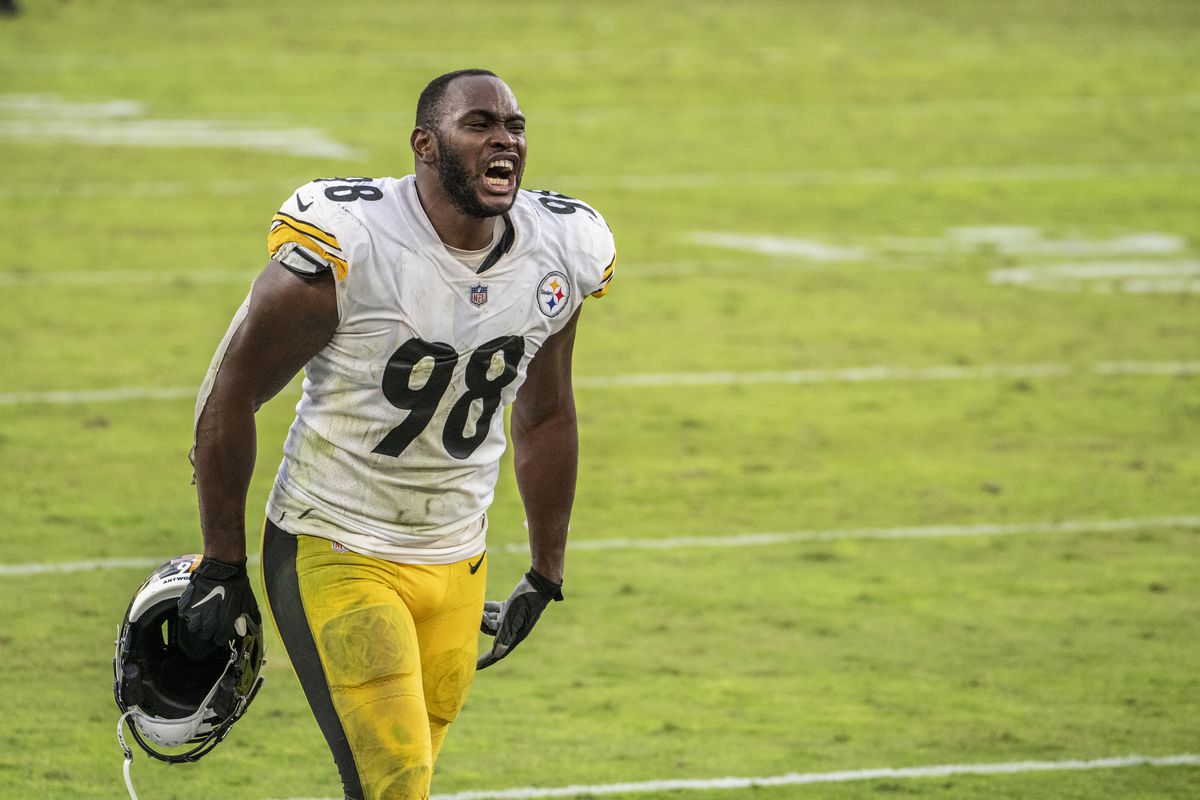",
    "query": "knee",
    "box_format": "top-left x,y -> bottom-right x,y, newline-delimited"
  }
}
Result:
341,702 -> 434,800
422,646 -> 477,725
373,763 -> 433,800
